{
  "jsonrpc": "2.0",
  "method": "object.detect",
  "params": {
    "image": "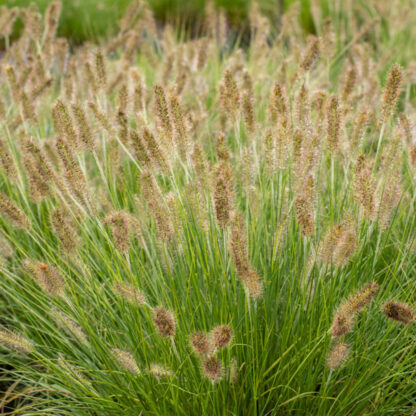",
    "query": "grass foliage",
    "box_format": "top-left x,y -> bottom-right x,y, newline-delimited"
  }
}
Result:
0,1 -> 416,415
